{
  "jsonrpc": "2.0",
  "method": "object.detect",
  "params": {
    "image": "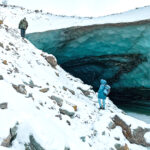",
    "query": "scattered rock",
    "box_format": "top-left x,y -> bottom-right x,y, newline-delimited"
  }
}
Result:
120,144 -> 129,150
114,143 -> 121,150
114,137 -> 120,141
64,147 -> 70,150
59,108 -> 75,118
5,45 -> 11,51
68,89 -> 75,95
102,131 -> 105,135
2,60 -> 8,65
0,42 -> 4,48
0,75 -> 4,80
62,86 -> 75,95
50,96 -> 63,107
77,87 -> 90,96
25,135 -> 45,150
12,84 -> 27,95
0,102 -> 8,109
66,120 -> 71,126
112,115 -> 150,147
55,114 -> 62,120
72,105 -> 77,111
1,122 -> 19,147
45,55 -> 57,68
39,88 -> 49,93
55,72 -> 59,77
108,121 -> 116,130
80,136 -> 86,142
